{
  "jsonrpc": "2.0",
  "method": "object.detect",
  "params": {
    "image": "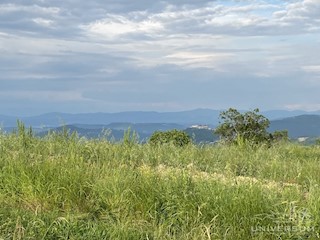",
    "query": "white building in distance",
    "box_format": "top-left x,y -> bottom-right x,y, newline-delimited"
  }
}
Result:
190,125 -> 211,130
